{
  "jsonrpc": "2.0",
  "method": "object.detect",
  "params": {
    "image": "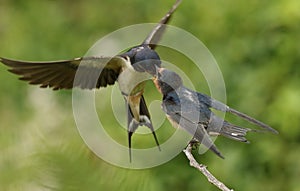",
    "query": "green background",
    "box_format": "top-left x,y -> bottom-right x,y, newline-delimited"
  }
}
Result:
0,0 -> 299,190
